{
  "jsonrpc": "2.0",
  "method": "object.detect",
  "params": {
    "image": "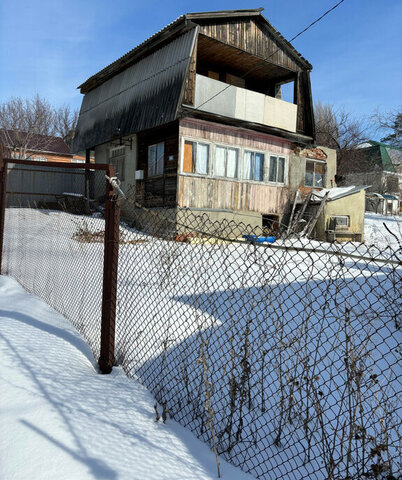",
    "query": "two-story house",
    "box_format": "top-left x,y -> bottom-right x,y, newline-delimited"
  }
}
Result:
72,8 -> 337,231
